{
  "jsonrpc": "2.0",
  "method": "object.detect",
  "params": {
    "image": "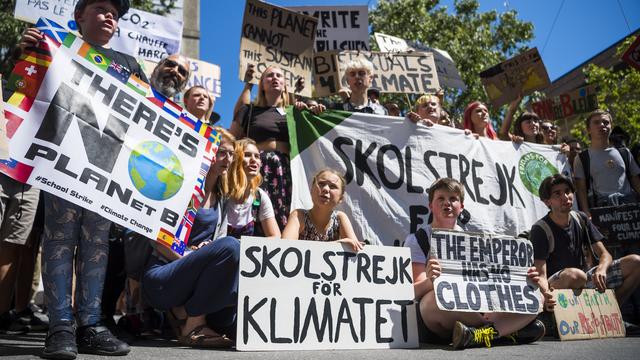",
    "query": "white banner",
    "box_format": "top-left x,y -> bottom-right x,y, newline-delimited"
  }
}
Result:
14,1 -> 183,62
291,5 -> 369,51
289,110 -> 568,246
237,236 -> 419,350
374,32 -> 466,90
431,230 -> 542,314
1,31 -> 215,255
